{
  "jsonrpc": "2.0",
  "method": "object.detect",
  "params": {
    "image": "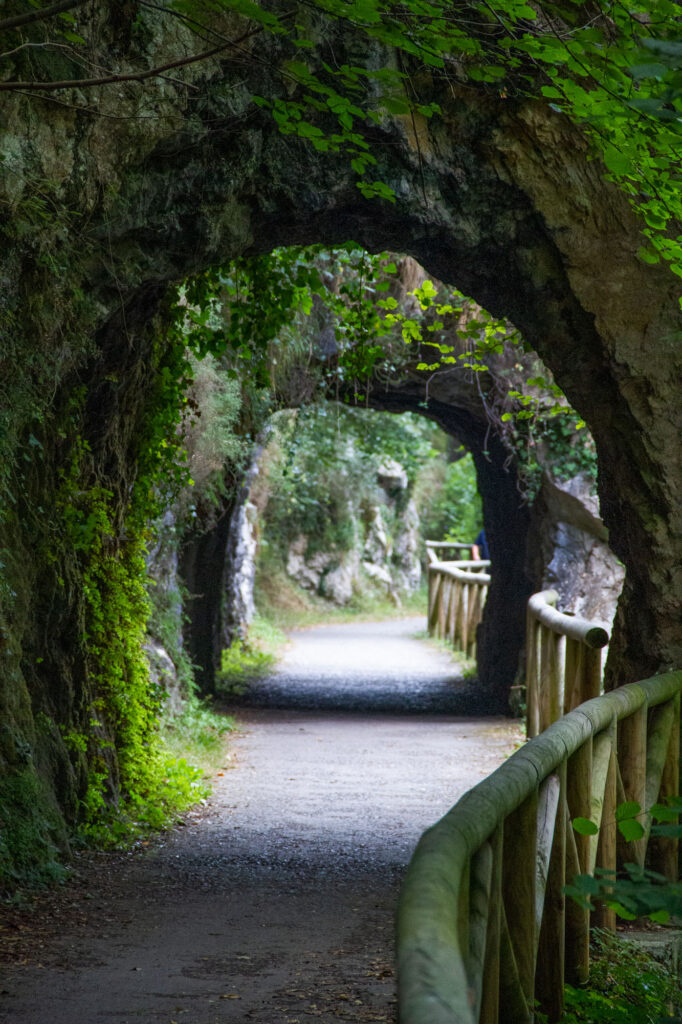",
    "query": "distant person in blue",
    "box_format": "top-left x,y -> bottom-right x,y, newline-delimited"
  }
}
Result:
471,529 -> 489,561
